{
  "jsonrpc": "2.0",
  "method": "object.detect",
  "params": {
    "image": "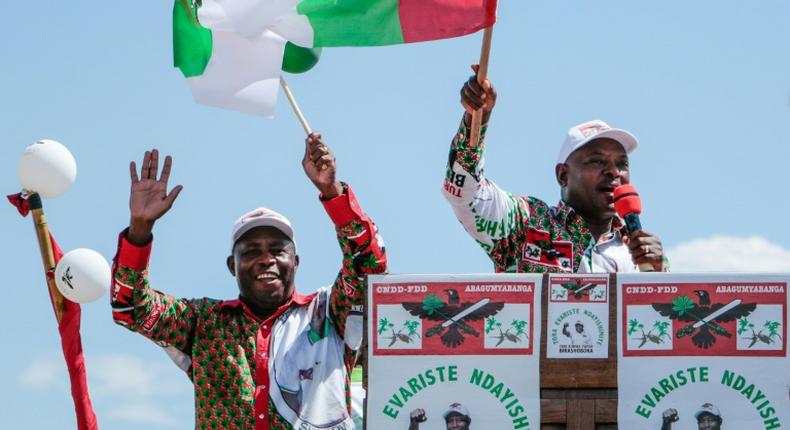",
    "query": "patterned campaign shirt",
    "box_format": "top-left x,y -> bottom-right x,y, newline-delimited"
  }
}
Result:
443,118 -> 658,274
110,185 -> 386,430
